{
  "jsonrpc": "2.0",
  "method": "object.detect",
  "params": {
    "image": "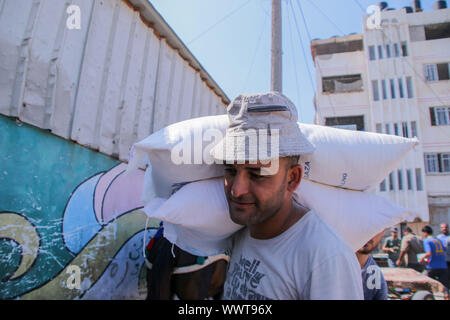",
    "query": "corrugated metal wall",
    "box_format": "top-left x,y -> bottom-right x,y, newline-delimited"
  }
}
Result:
0,0 -> 227,161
